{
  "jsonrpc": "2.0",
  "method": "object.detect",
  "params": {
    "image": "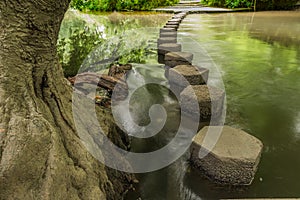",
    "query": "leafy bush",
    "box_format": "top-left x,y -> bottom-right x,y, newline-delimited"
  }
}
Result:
57,26 -> 103,77
201,0 -> 224,7
70,0 -> 179,11
225,0 -> 252,8
201,0 -> 298,9
256,0 -> 298,10
57,19 -> 153,77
